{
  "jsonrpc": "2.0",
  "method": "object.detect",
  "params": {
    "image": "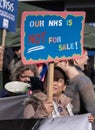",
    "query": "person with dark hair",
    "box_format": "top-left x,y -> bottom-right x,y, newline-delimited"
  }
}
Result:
73,48 -> 89,72
3,46 -> 21,85
56,59 -> 95,125
23,66 -> 73,118
73,47 -> 95,84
